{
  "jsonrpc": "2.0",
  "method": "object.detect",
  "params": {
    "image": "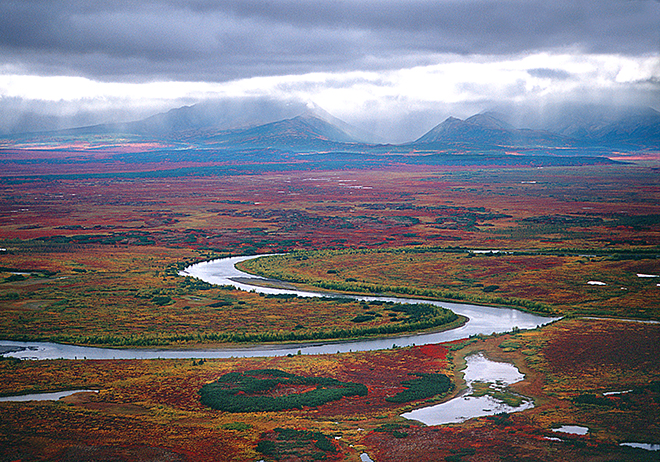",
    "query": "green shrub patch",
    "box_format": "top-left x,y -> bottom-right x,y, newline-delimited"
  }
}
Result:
386,372 -> 453,403
374,422 -> 410,438
199,369 -> 367,412
256,428 -> 338,460
384,302 -> 439,323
